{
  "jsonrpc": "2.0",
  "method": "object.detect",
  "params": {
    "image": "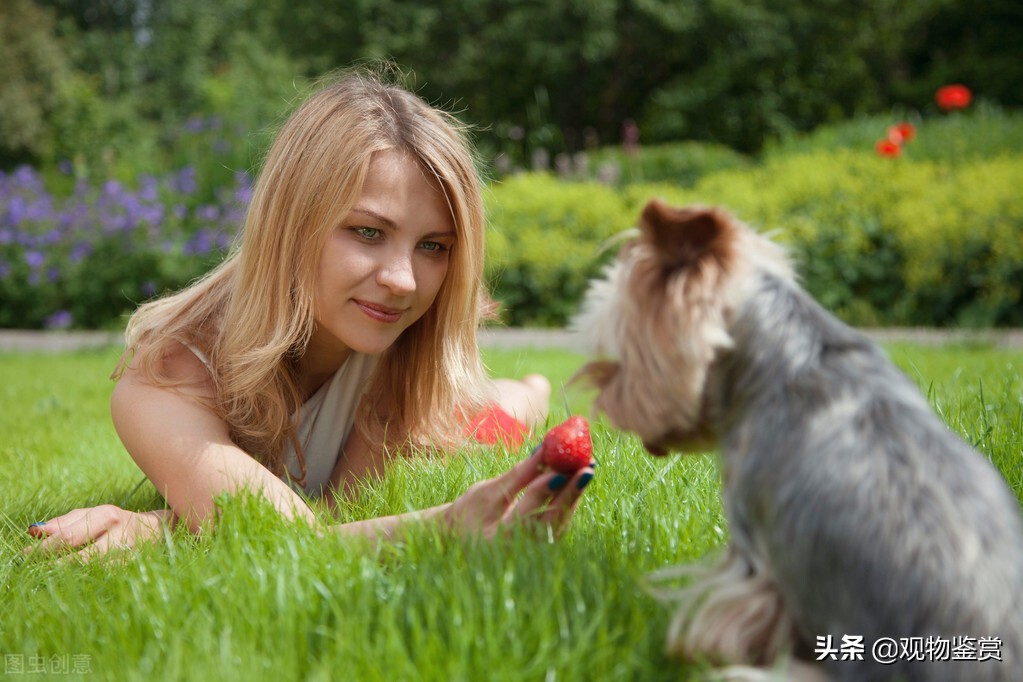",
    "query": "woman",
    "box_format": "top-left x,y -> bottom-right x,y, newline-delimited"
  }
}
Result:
27,70 -> 594,560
